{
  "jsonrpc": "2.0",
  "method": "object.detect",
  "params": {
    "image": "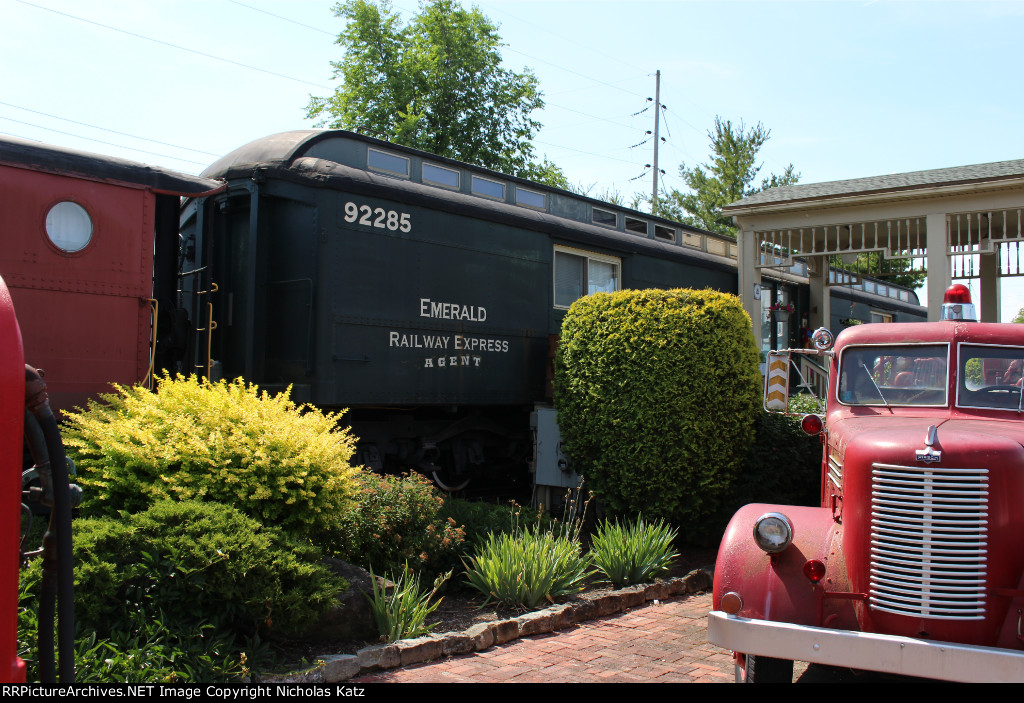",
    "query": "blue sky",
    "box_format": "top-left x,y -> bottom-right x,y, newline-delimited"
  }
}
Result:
5,0 -> 1024,316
